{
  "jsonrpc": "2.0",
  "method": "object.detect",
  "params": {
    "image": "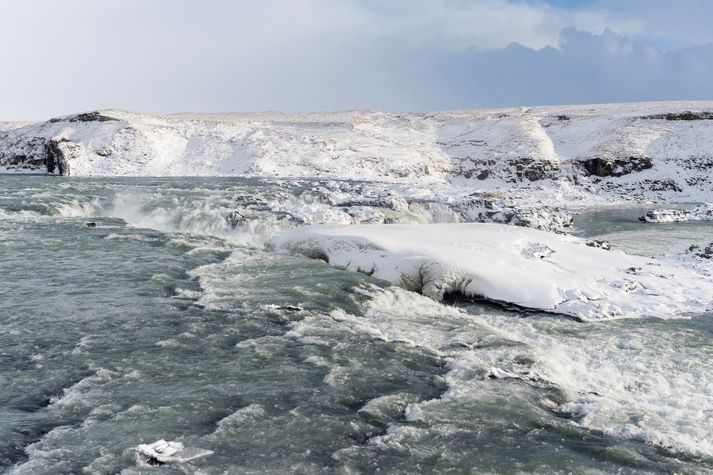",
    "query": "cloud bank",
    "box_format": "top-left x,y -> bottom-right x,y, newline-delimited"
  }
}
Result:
0,0 -> 710,119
